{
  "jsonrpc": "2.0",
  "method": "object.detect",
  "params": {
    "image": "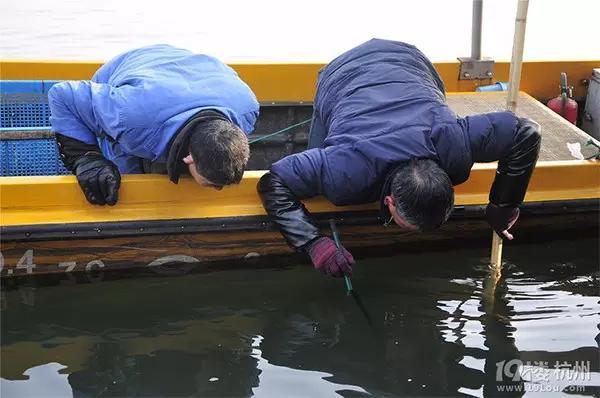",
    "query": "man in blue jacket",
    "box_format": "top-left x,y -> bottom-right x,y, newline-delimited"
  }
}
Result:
258,39 -> 541,277
49,44 -> 259,205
